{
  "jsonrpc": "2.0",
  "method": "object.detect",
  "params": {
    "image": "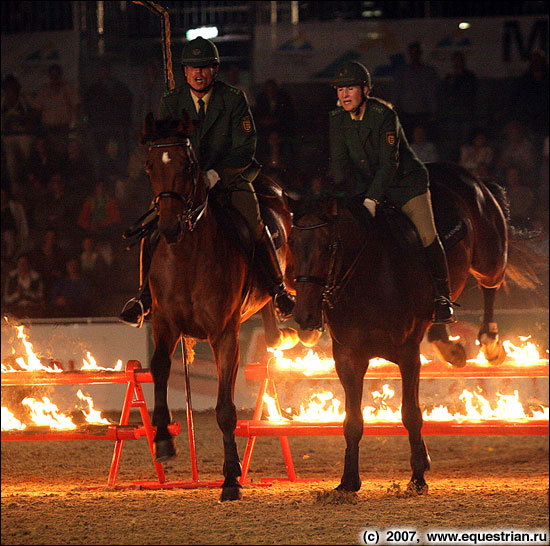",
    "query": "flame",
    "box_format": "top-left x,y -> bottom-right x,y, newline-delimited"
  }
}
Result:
76,390 -> 111,424
263,385 -> 549,424
1,407 -> 26,431
21,397 -> 77,430
81,352 -> 123,371
1,323 -> 63,373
